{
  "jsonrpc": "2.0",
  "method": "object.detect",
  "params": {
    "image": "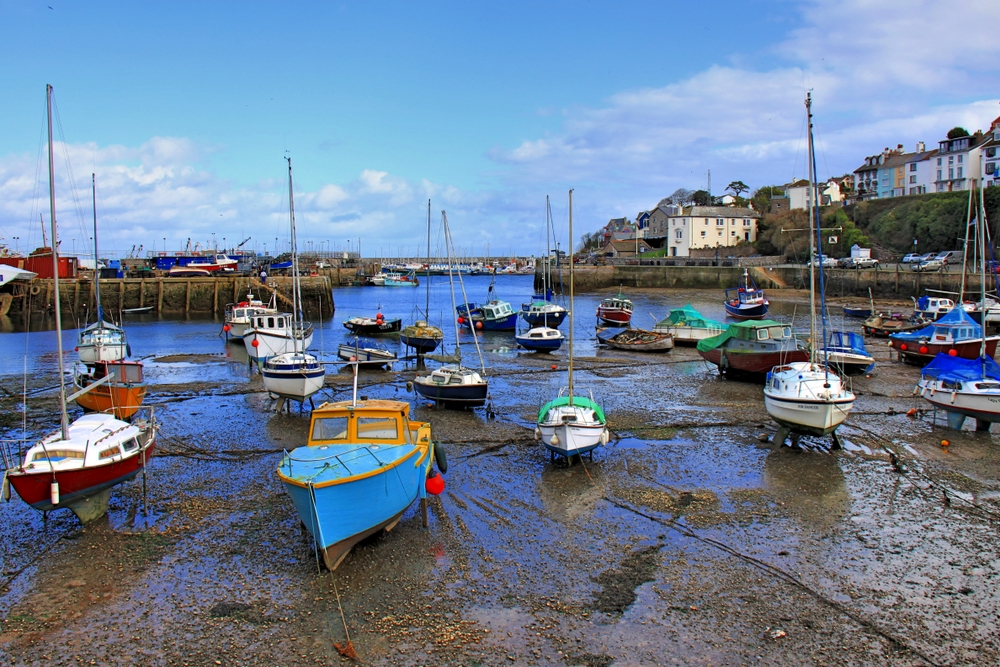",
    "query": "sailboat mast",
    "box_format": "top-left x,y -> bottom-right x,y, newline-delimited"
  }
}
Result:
960,185 -> 975,300
442,212 -> 461,356
286,157 -> 301,354
979,180 -> 987,366
47,84 -> 69,440
568,188 -> 574,405
425,199 -> 431,319
92,173 -> 102,323
805,93 -> 817,366
544,195 -> 551,297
